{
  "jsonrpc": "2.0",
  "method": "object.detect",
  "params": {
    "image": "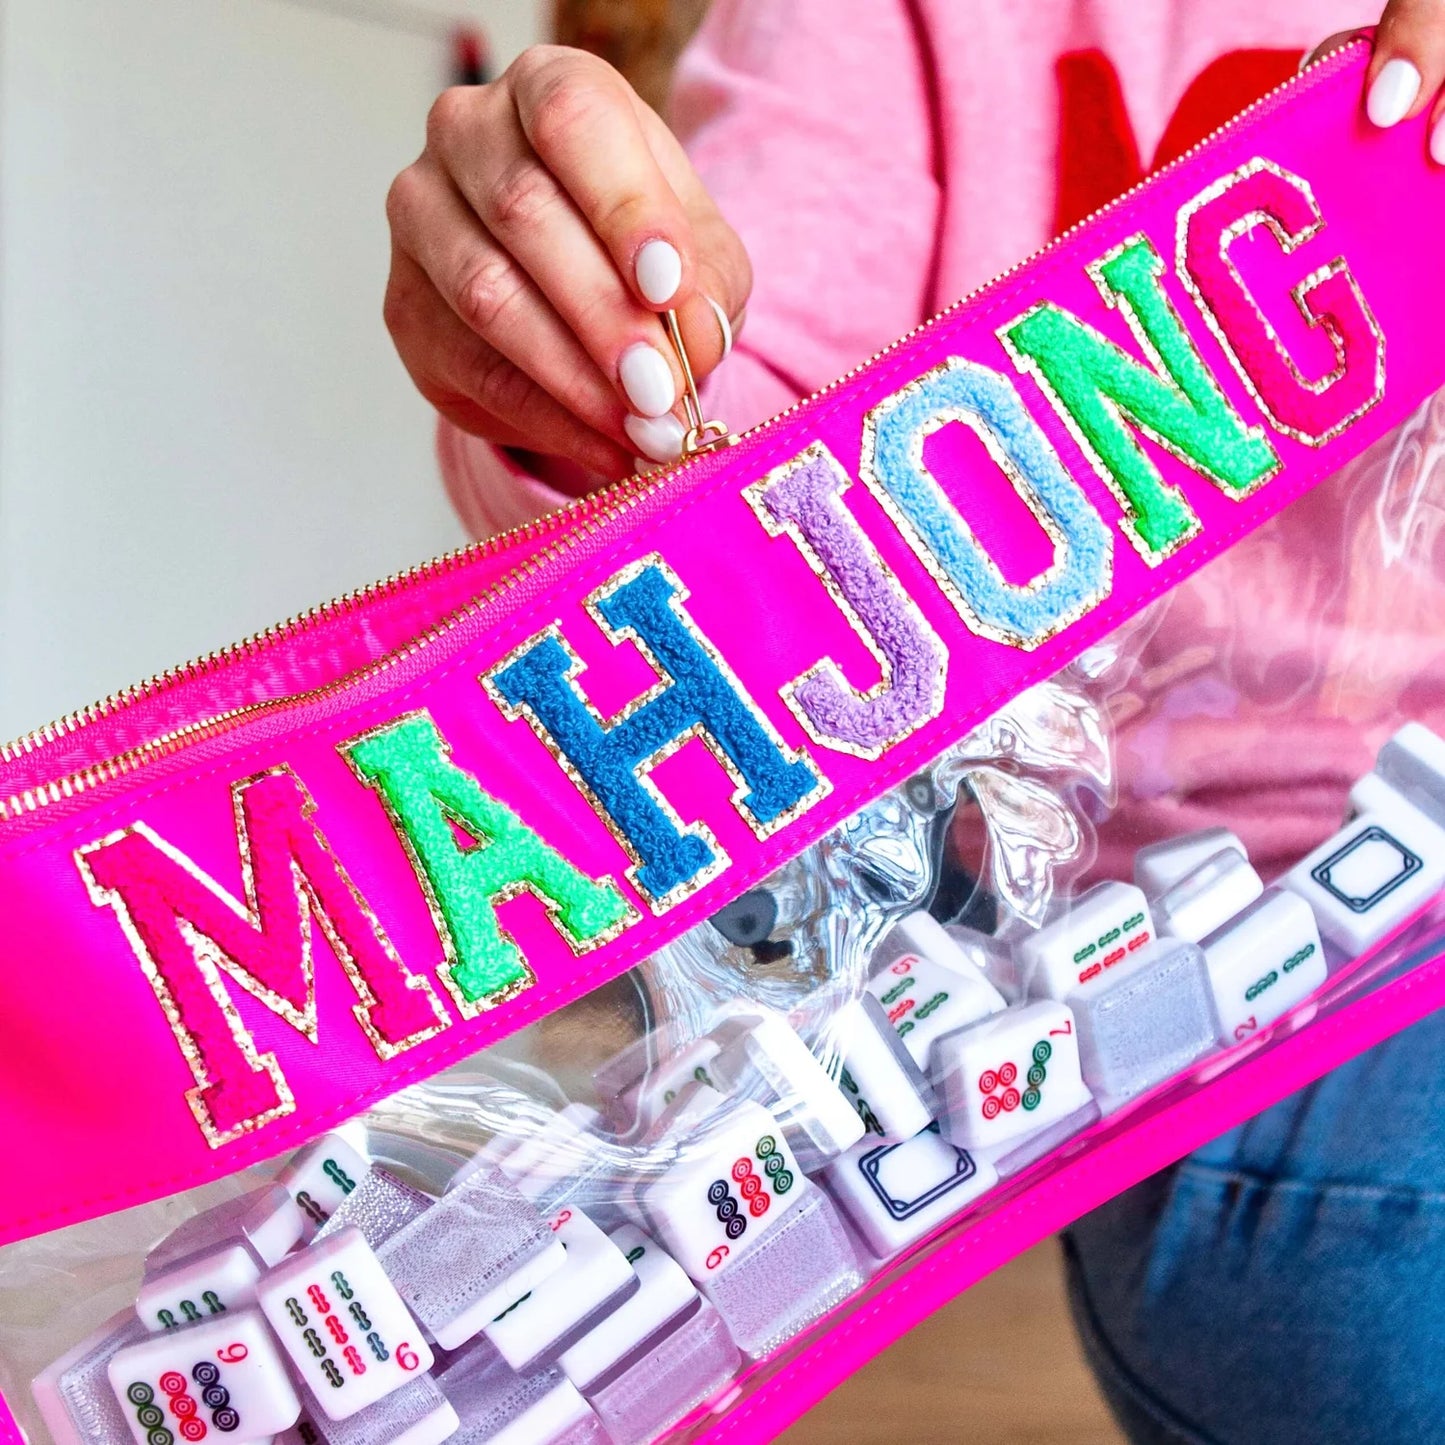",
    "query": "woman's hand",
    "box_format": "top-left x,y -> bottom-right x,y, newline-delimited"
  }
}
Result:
384,45 -> 751,479
1360,0 -> 1445,155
